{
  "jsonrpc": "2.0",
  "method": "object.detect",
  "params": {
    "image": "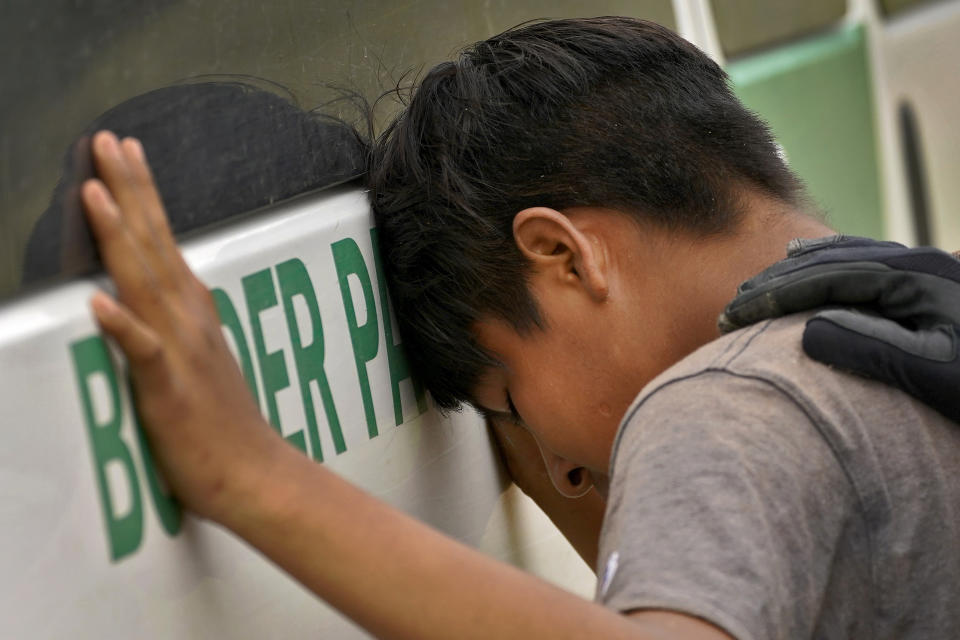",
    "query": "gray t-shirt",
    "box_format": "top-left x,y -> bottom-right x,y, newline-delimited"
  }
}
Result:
596,314 -> 960,640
